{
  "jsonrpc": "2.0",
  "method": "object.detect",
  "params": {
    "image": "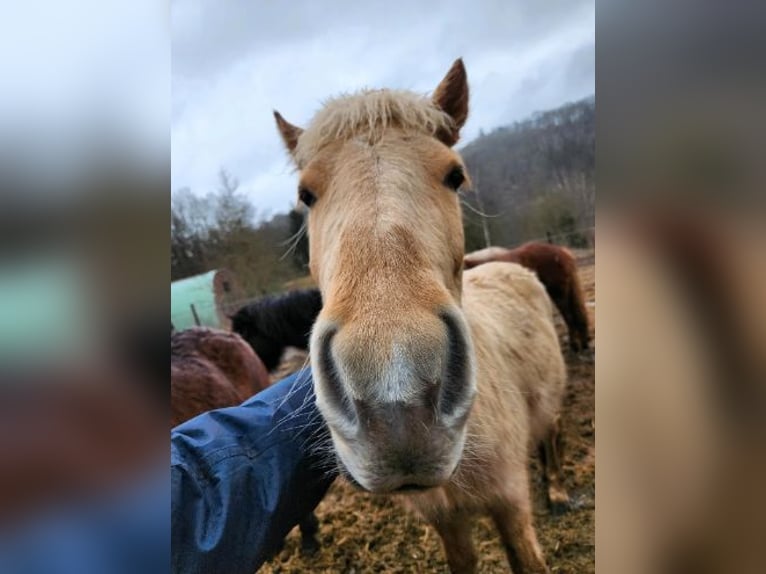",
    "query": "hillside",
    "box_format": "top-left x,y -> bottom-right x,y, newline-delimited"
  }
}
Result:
460,96 -> 595,250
